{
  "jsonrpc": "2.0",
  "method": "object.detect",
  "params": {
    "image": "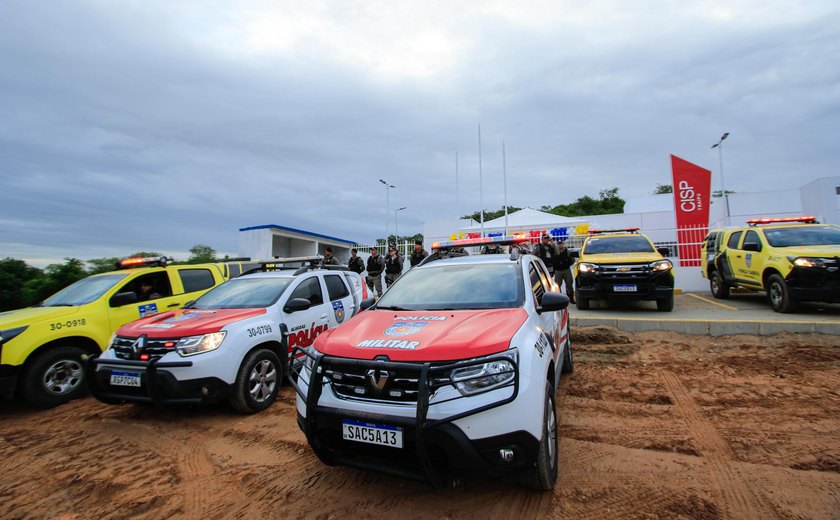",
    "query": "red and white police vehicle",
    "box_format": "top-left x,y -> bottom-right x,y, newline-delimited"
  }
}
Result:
291,237 -> 572,489
88,258 -> 368,413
